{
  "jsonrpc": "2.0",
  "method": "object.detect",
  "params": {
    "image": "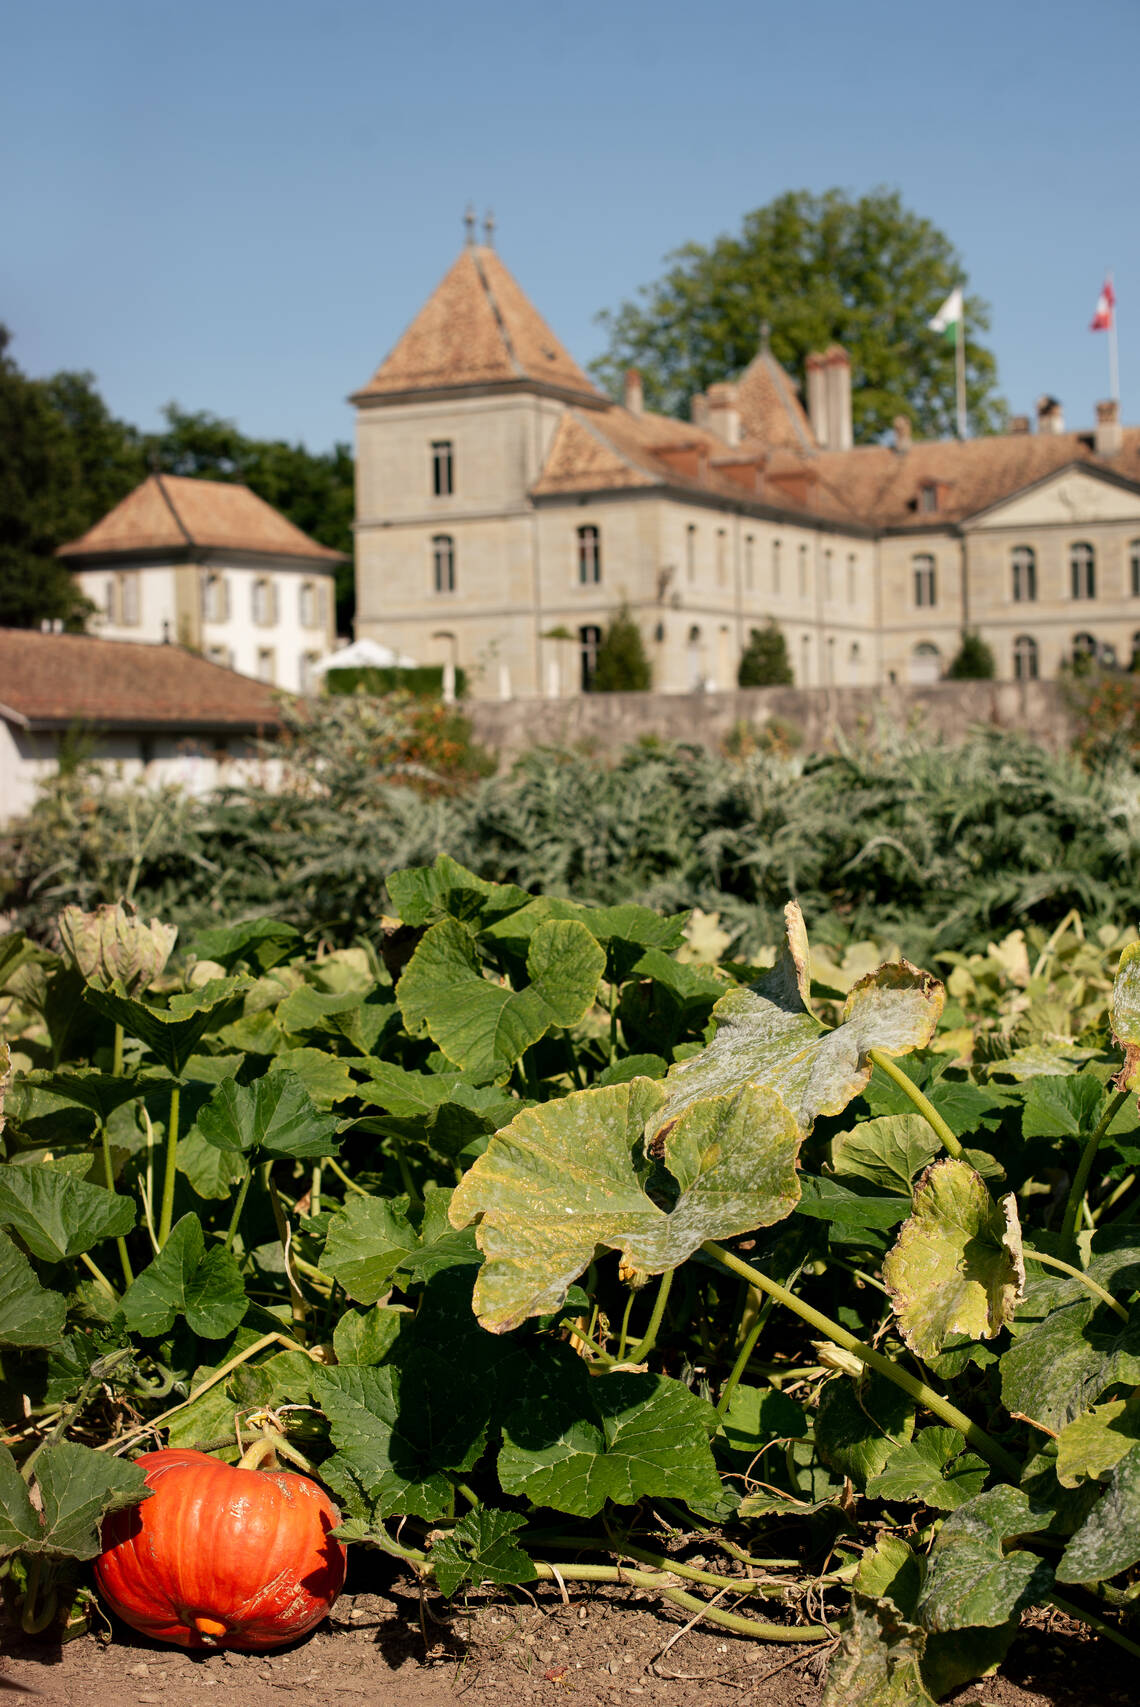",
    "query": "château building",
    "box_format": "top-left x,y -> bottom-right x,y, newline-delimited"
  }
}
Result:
352,235 -> 1140,697
59,474 -> 342,694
